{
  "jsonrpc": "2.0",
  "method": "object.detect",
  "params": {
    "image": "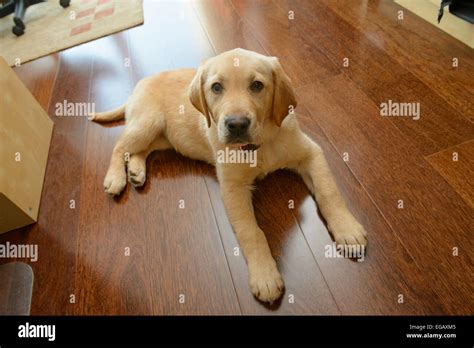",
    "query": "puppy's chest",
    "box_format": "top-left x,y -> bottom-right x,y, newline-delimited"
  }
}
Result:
254,148 -> 290,177
215,145 -> 295,181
